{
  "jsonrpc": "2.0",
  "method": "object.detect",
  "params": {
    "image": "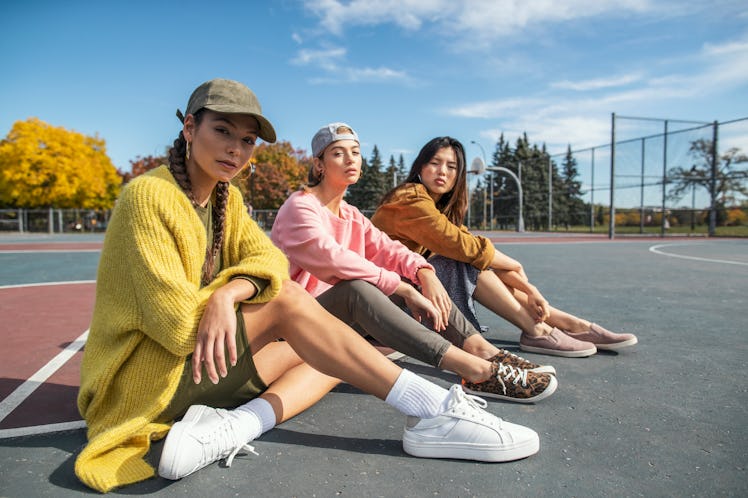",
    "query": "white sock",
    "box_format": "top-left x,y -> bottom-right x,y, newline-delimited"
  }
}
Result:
234,397 -> 277,442
385,369 -> 450,419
